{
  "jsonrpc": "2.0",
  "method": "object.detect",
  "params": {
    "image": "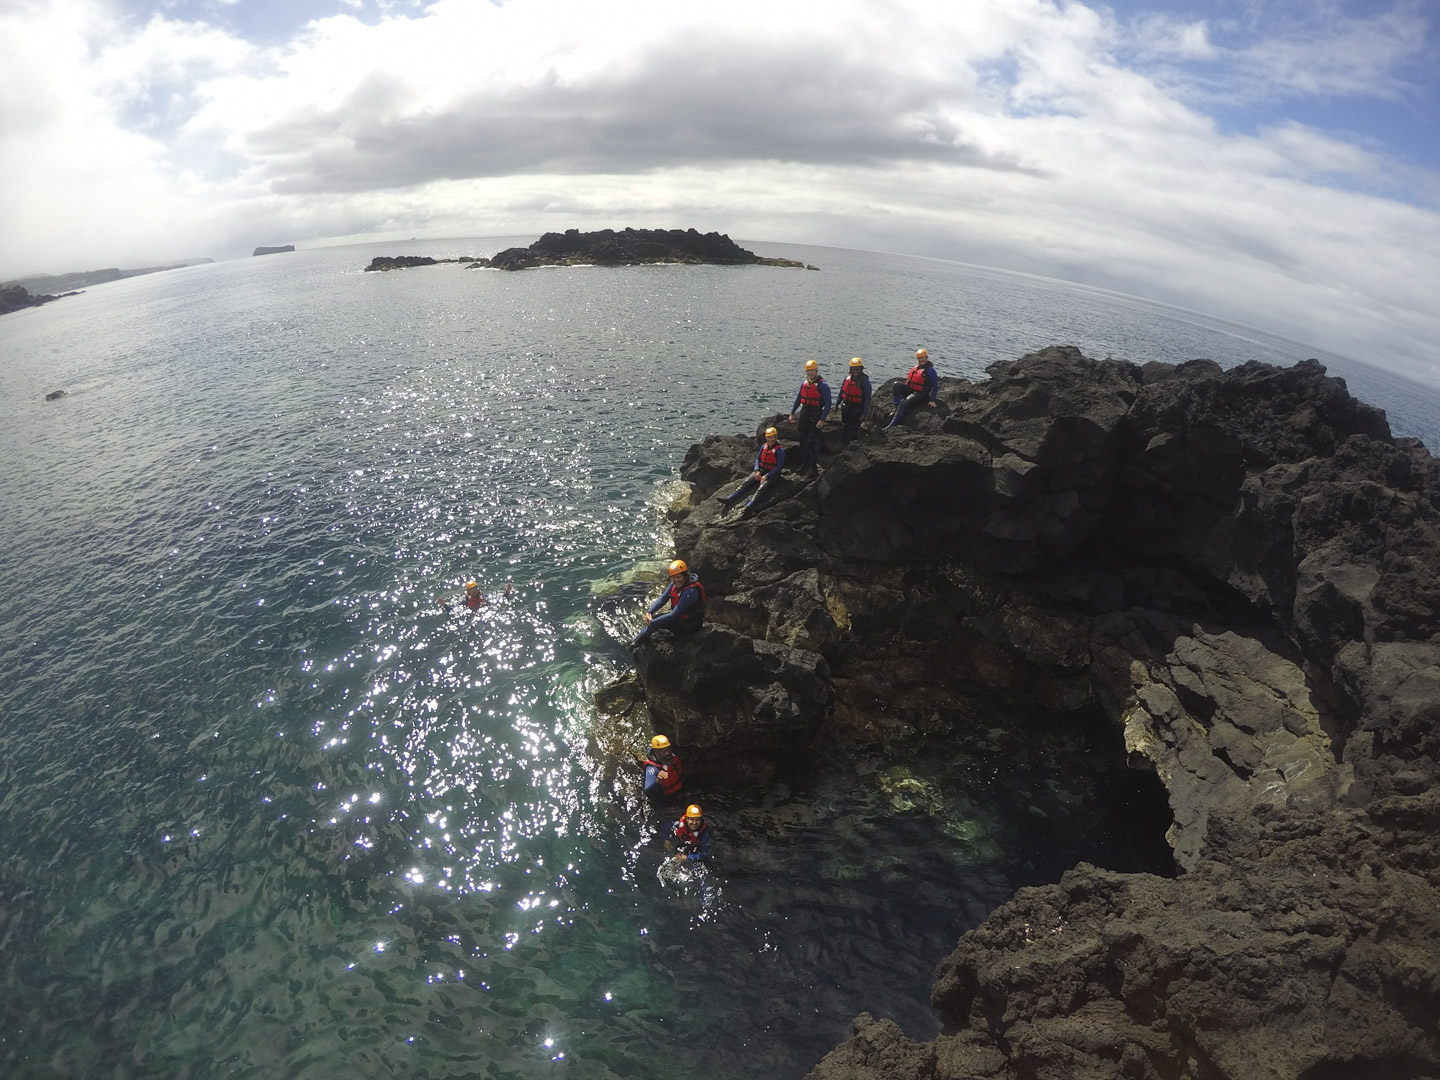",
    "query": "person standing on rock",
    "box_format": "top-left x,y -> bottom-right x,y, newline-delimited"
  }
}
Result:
665,804 -> 711,862
631,560 -> 707,646
643,734 -> 683,803
838,357 -> 873,444
887,348 -> 938,428
789,359 -> 831,475
721,426 -> 785,514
